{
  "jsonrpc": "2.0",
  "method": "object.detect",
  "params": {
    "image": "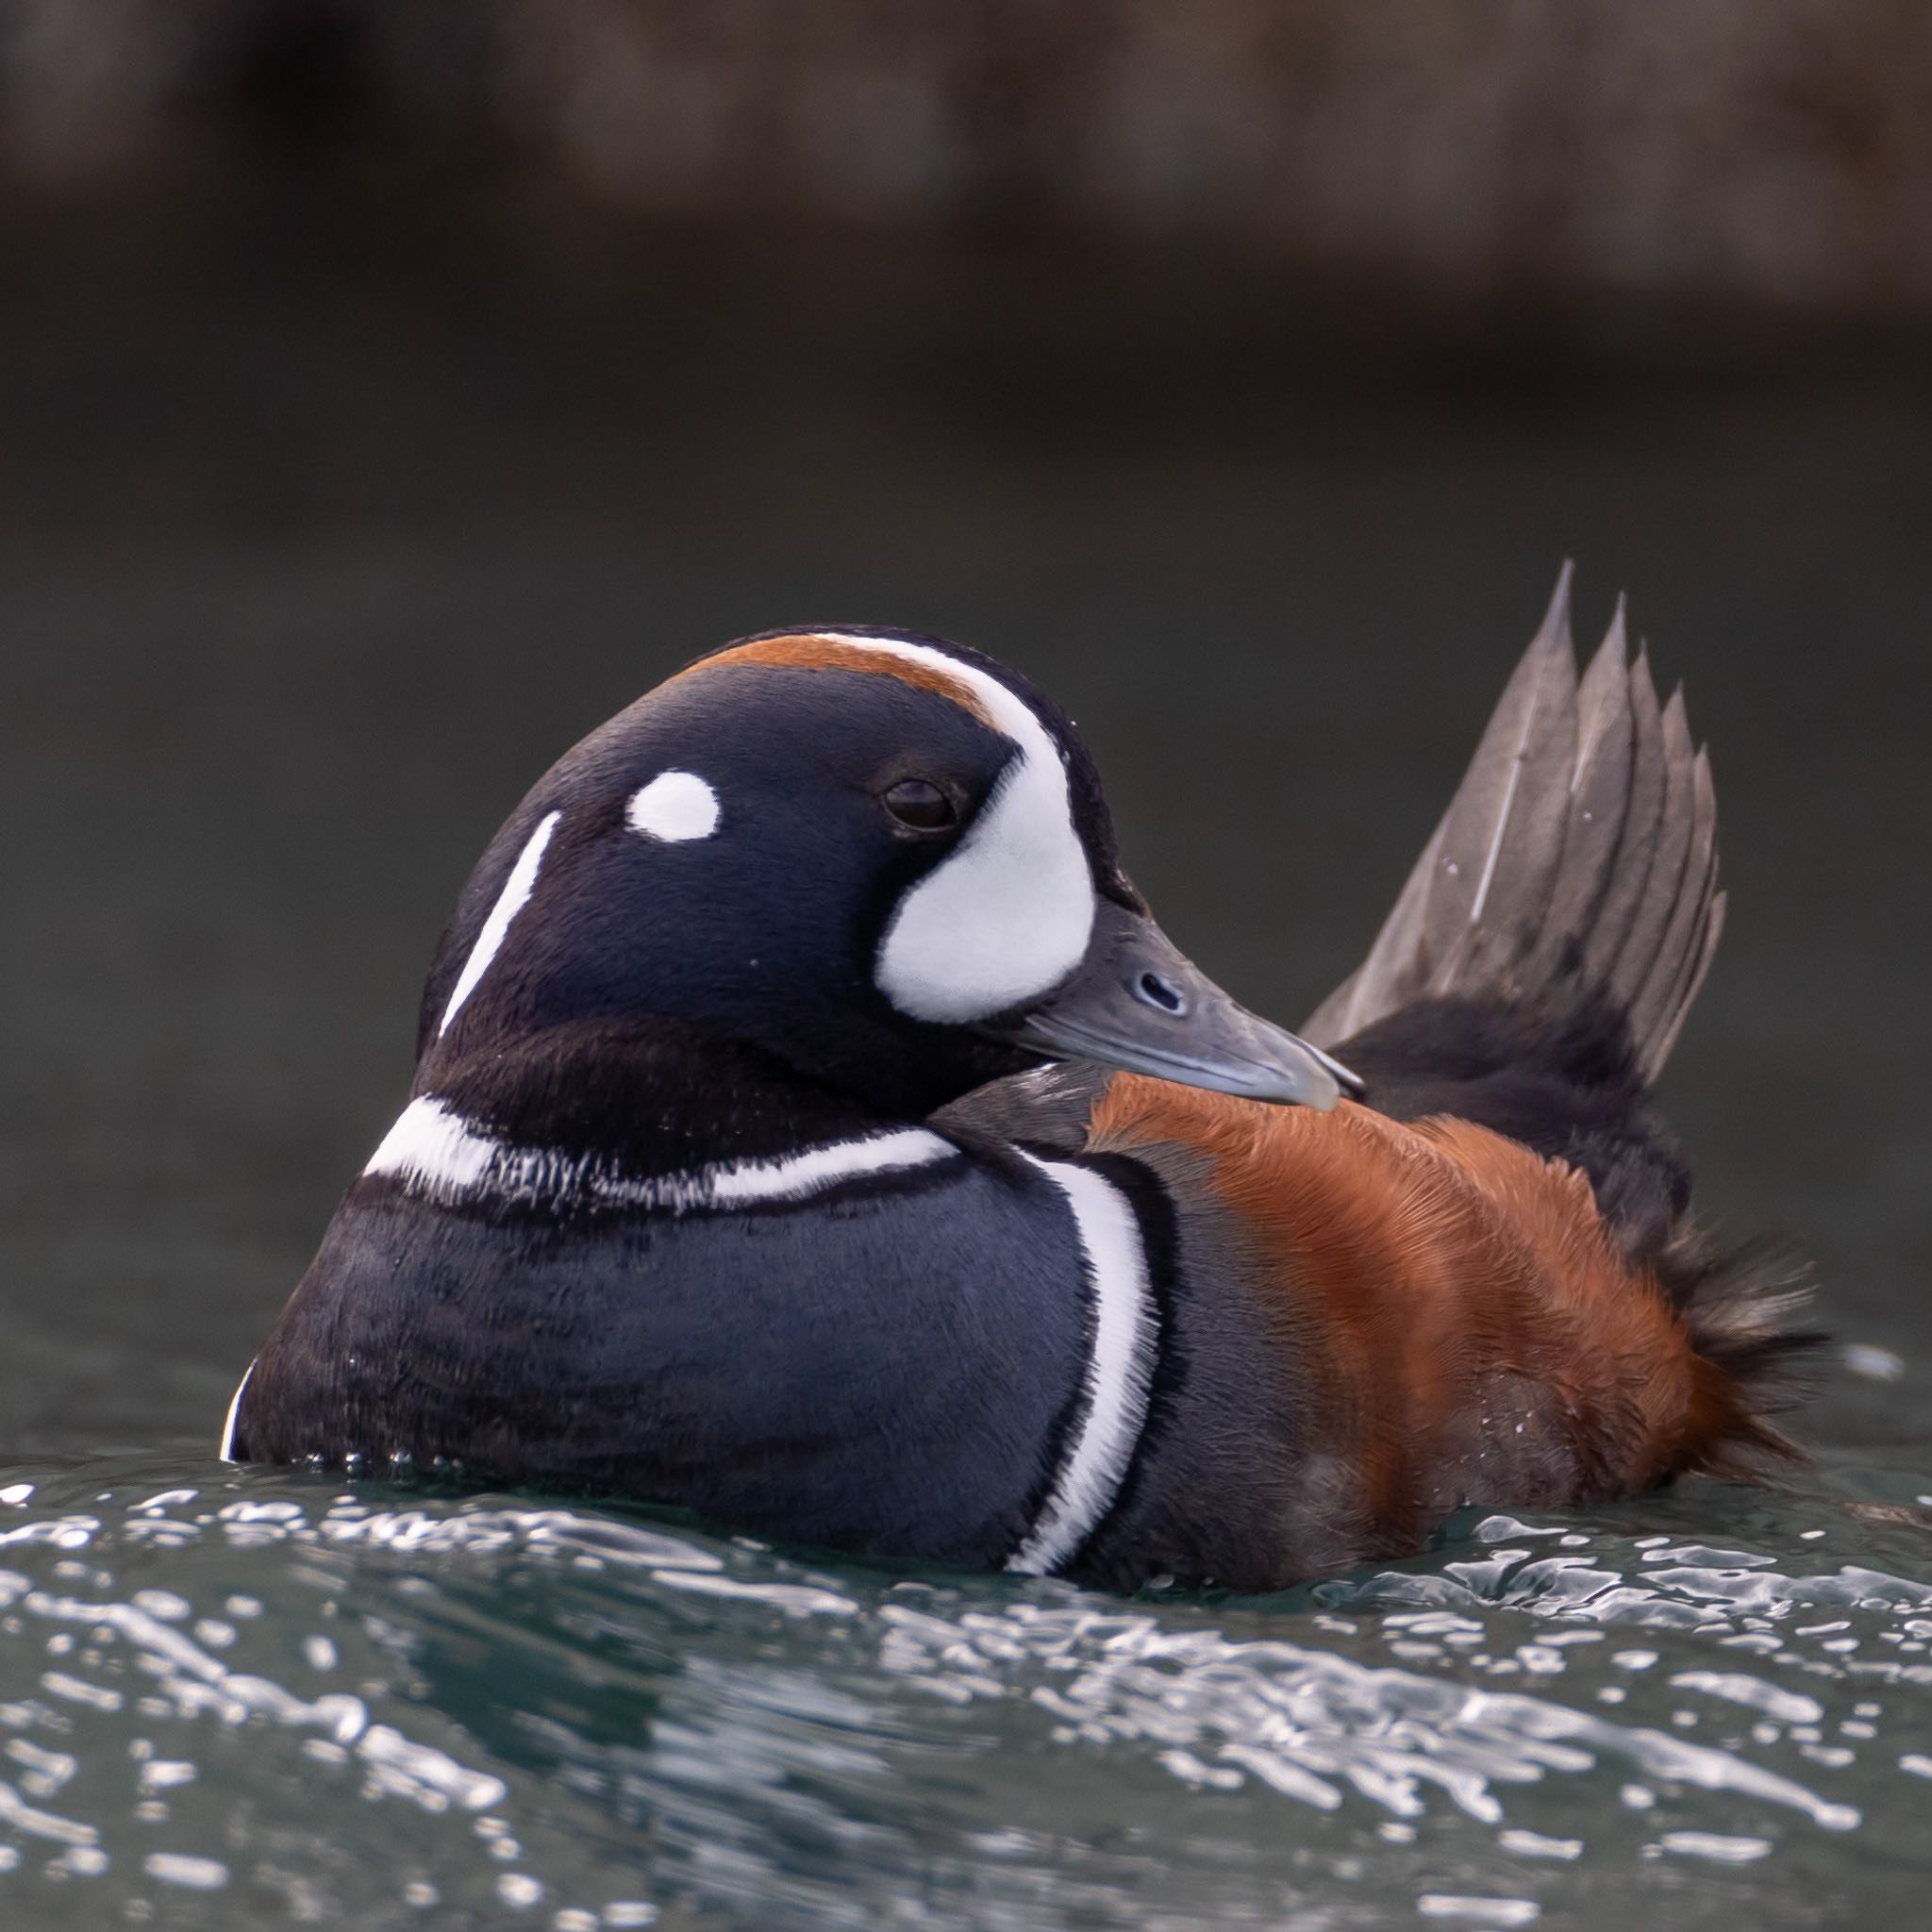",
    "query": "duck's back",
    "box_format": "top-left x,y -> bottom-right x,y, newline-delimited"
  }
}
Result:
949,573 -> 1814,1583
